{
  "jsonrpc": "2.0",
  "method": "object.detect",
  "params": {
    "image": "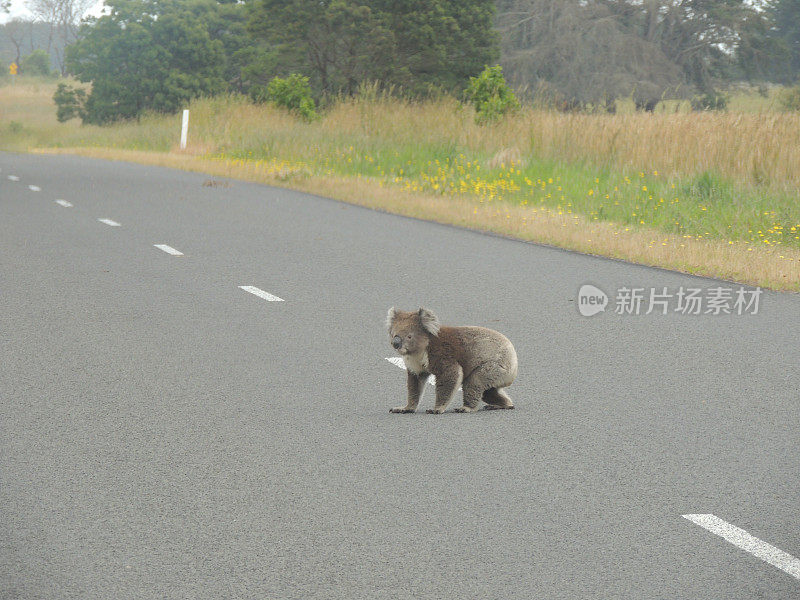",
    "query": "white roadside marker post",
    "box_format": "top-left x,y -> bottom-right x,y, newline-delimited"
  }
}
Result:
180,109 -> 189,150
